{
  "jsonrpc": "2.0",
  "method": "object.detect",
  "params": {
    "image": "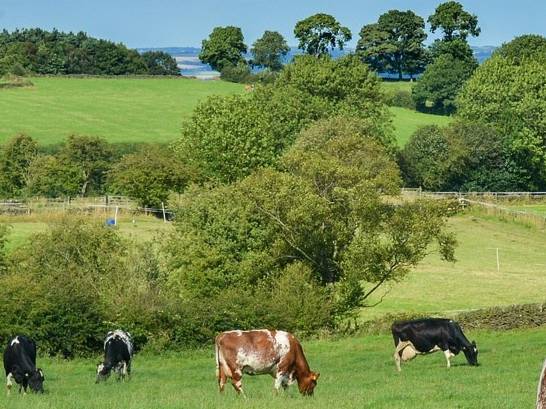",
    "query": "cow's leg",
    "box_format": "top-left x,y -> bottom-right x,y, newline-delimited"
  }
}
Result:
443,350 -> 455,368
217,364 -> 227,393
394,340 -> 412,372
274,372 -> 289,392
121,362 -> 127,381
126,361 -> 132,380
230,370 -> 245,397
6,373 -> 13,395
